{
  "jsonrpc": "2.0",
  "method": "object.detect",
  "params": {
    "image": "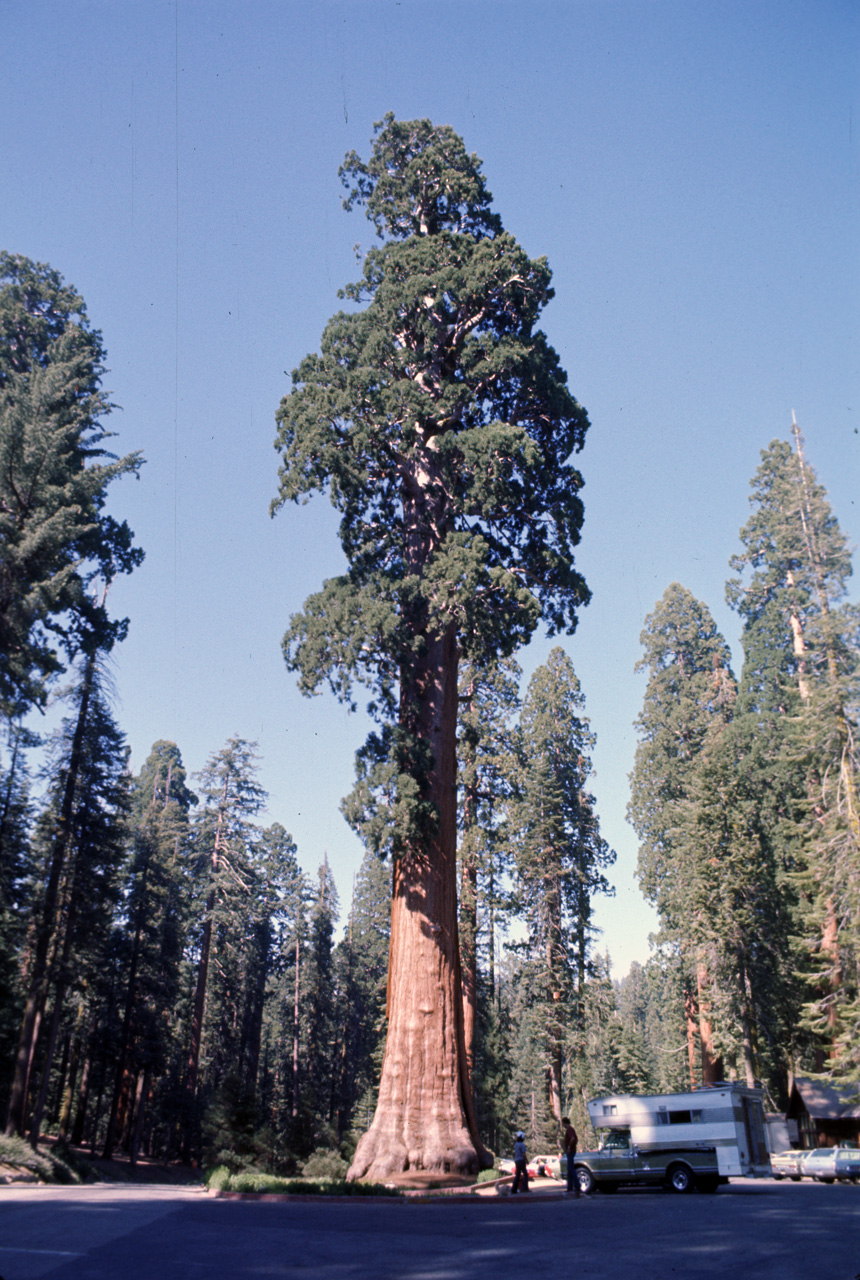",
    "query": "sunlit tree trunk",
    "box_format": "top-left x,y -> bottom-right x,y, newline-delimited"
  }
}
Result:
349,625 -> 484,1179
